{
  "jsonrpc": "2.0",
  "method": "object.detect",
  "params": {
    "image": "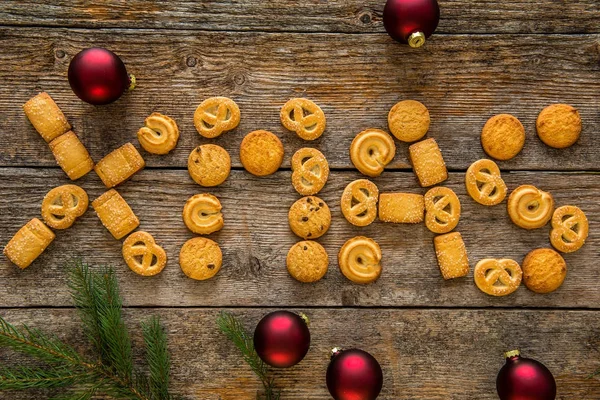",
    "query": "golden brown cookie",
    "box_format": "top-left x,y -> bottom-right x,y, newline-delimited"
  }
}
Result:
179,237 -> 222,281
182,193 -> 224,235
387,99 -> 430,142
340,179 -> 379,227
122,231 -> 167,277
23,92 -> 71,143
424,186 -> 461,233
409,138 -> 448,187
288,196 -> 331,239
41,184 -> 88,230
240,130 -> 284,176
481,114 -> 526,160
507,185 -> 554,230
465,159 -> 507,206
3,218 -> 55,269
378,193 -> 424,224
92,189 -> 139,240
94,143 -> 145,188
536,104 -> 581,149
434,232 -> 469,280
550,205 -> 589,253
474,258 -> 522,297
137,112 -> 179,155
187,144 -> 231,187
291,148 -> 329,195
286,240 -> 329,283
522,248 -> 566,294
194,97 -> 241,138
338,236 -> 382,284
280,98 -> 326,140
49,131 -> 94,180
350,129 -> 396,177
